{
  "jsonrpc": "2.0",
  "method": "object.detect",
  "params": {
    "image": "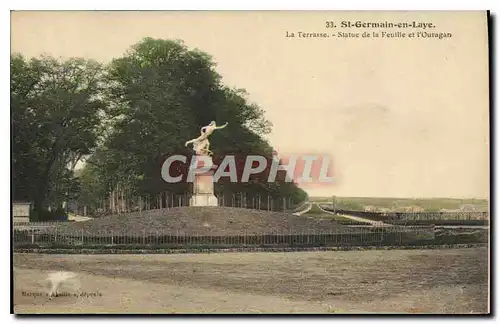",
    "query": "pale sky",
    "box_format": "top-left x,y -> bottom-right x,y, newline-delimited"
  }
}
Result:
11,11 -> 489,198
